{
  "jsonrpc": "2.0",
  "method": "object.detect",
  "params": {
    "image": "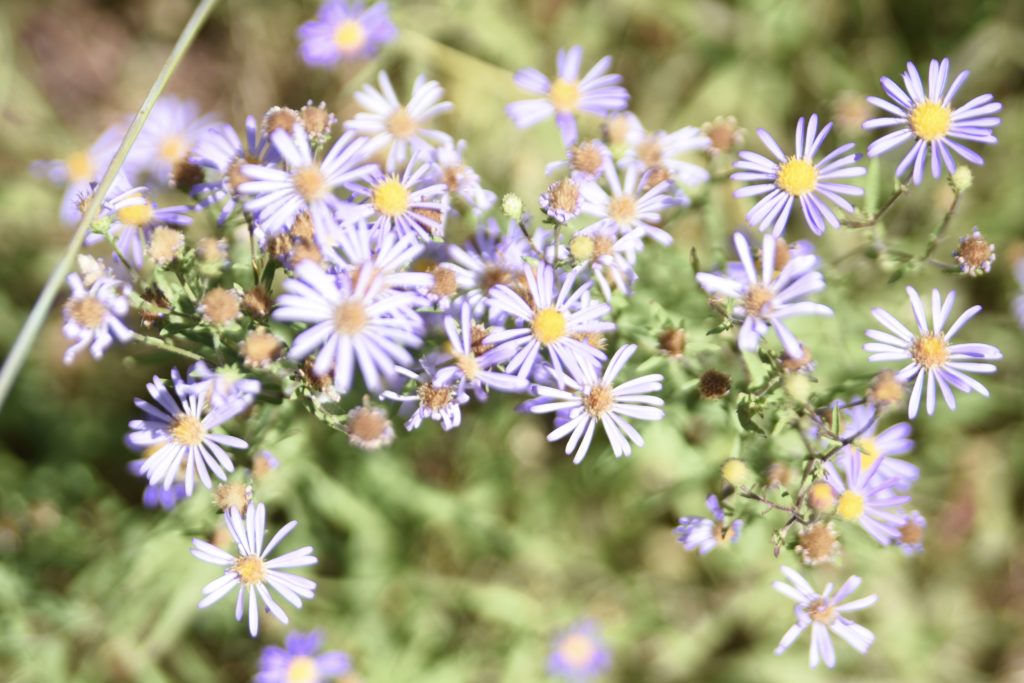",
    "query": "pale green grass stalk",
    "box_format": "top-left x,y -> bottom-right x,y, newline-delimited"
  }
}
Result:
0,0 -> 220,413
